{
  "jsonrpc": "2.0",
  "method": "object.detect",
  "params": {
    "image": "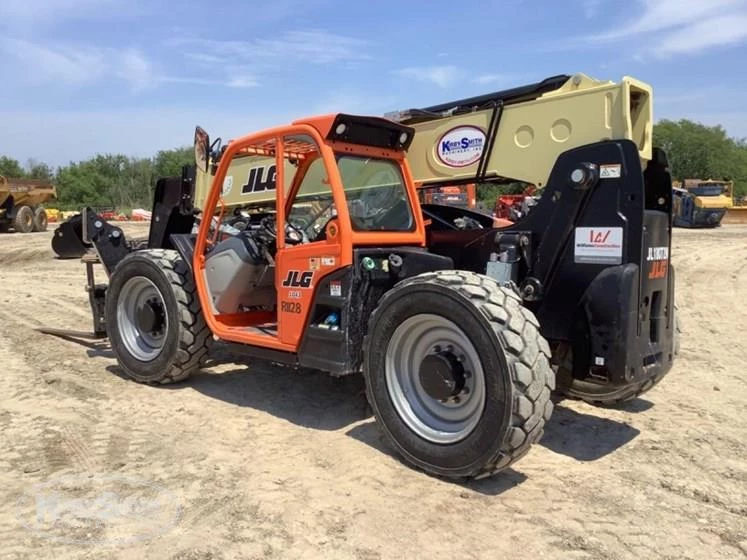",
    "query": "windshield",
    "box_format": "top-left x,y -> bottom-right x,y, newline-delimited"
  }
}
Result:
336,155 -> 414,231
